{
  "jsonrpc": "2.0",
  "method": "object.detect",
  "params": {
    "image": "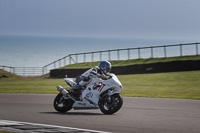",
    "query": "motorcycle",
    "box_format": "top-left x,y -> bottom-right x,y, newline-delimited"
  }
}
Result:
53,73 -> 123,114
